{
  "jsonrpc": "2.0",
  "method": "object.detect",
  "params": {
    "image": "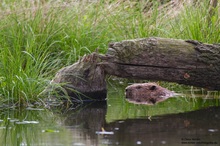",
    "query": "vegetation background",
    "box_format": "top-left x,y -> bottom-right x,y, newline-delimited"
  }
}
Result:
0,0 -> 219,106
